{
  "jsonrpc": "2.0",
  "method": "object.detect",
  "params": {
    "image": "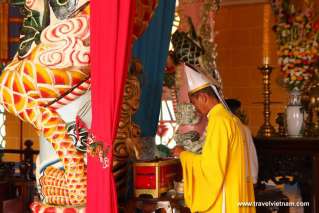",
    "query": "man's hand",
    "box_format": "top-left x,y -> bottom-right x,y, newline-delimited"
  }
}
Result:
171,145 -> 185,157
